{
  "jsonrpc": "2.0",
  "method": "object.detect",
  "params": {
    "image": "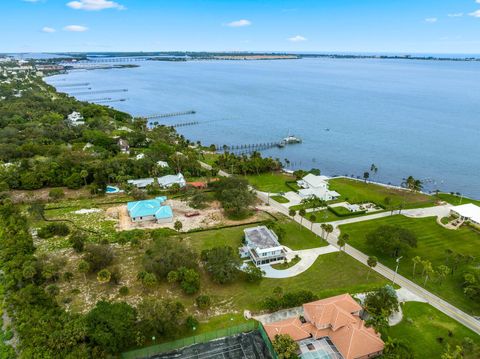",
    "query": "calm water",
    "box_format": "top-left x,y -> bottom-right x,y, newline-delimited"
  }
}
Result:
46,58 -> 480,198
